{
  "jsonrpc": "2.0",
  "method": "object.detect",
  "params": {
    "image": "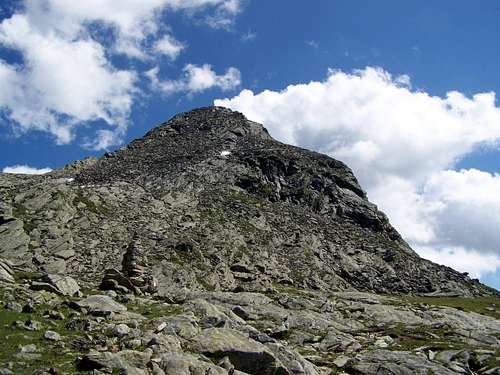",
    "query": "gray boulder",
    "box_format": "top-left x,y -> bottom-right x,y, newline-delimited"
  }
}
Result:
0,217 -> 30,262
159,354 -> 228,375
0,258 -> 15,283
76,294 -> 127,314
31,274 -> 80,296
79,349 -> 151,374
43,330 -> 61,341
349,350 -> 458,375
190,328 -> 281,374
